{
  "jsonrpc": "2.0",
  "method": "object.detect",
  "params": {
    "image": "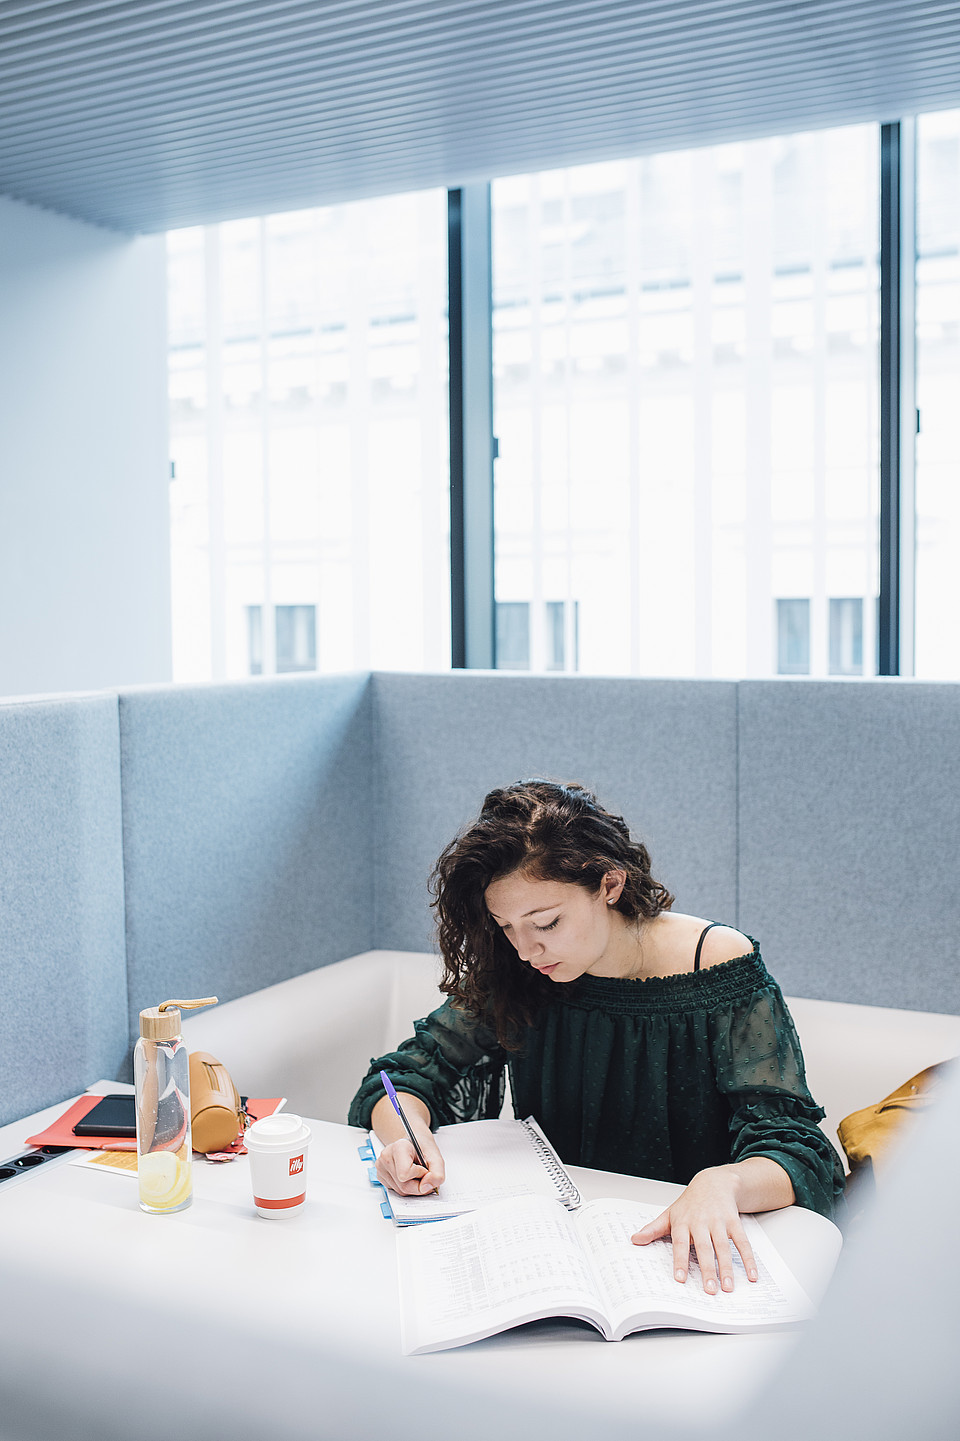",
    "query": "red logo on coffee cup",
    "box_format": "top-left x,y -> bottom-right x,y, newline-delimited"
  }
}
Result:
289,1154 -> 304,1176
